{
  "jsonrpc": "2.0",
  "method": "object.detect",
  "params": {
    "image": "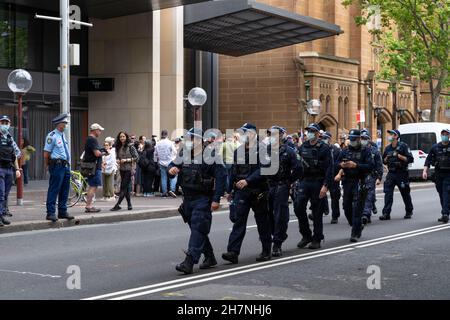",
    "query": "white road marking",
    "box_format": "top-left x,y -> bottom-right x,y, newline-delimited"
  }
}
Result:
84,223 -> 450,300
0,269 -> 62,279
